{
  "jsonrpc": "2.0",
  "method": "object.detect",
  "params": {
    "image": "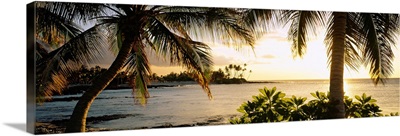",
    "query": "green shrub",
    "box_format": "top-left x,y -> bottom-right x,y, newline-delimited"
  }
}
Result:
229,87 -> 398,124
